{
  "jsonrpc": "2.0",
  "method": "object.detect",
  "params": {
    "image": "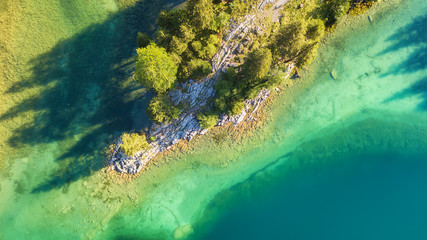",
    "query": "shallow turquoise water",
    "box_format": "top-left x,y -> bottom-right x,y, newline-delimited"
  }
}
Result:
0,0 -> 426,239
